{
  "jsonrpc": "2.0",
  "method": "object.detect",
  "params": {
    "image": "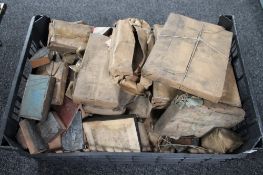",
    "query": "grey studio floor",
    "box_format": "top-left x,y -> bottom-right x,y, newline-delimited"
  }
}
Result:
1,0 -> 263,174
